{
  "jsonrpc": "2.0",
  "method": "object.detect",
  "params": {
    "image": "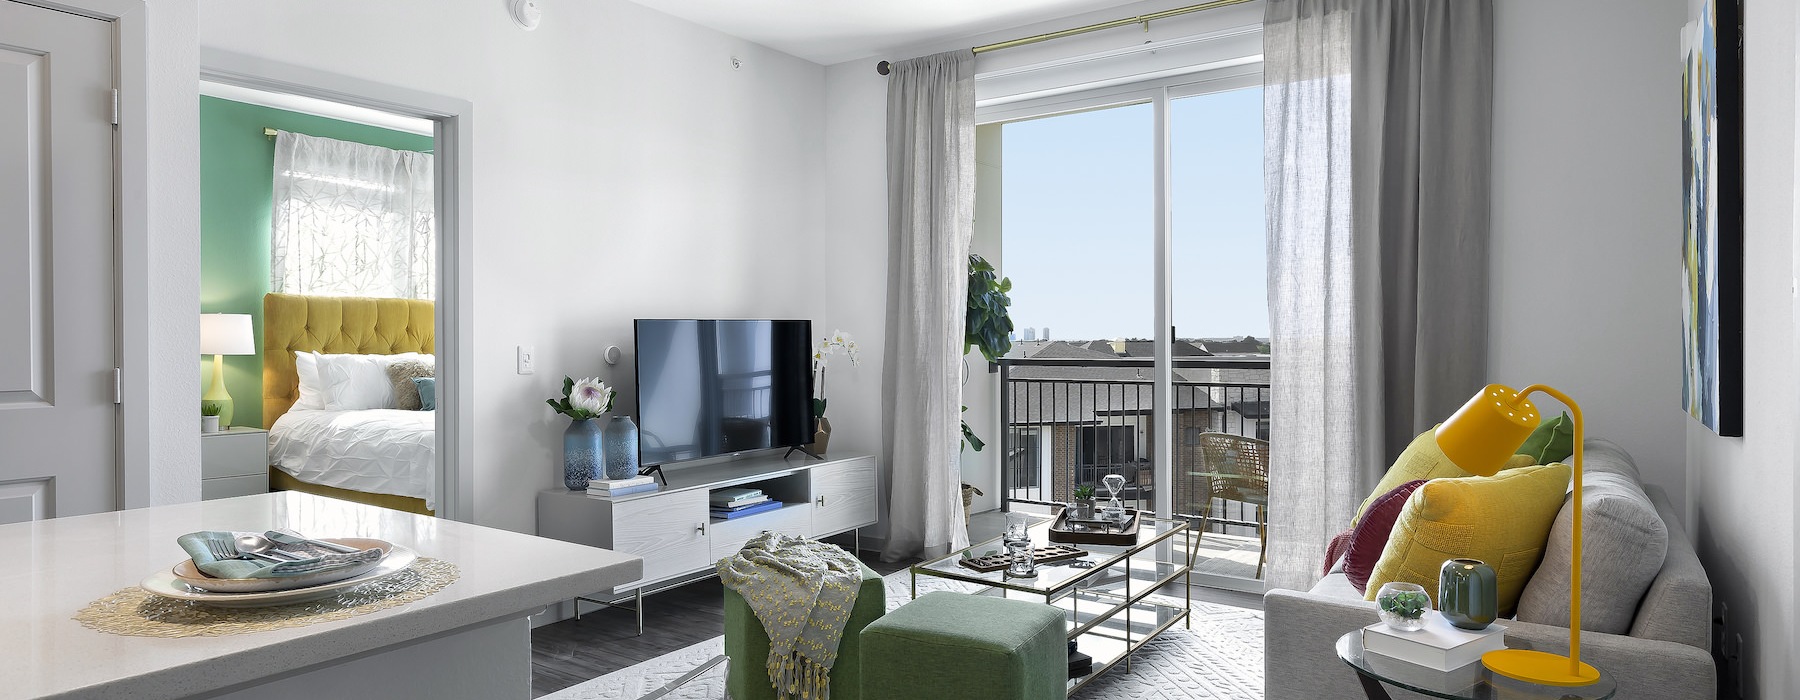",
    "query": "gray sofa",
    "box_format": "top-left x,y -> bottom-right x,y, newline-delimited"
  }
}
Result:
1264,441 -> 1715,699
